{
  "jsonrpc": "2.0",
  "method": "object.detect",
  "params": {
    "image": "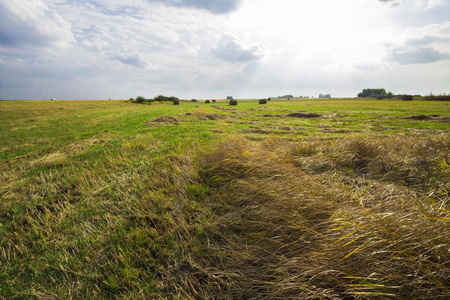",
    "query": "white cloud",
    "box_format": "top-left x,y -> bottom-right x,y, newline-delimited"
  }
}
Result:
0,0 -> 449,100
384,21 -> 450,65
388,47 -> 450,64
211,33 -> 263,63
144,0 -> 243,14
379,0 -> 445,8
0,0 -> 75,48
